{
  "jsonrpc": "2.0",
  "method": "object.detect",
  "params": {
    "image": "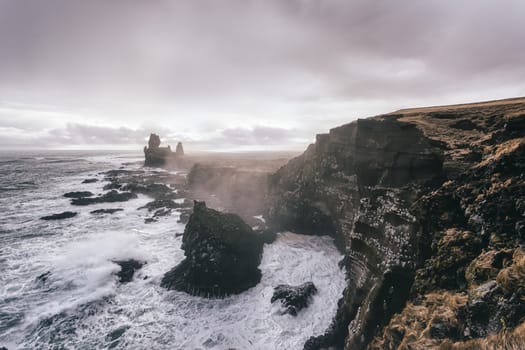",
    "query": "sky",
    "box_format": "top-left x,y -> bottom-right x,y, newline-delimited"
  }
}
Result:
1,0 -> 525,151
